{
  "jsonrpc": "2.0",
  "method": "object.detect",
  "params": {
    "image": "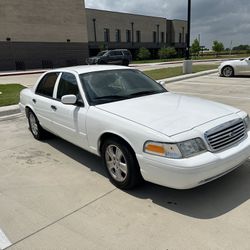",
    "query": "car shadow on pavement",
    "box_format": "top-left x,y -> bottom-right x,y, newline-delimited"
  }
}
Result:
233,75 -> 250,79
128,161 -> 250,219
47,136 -> 250,220
46,136 -> 107,177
